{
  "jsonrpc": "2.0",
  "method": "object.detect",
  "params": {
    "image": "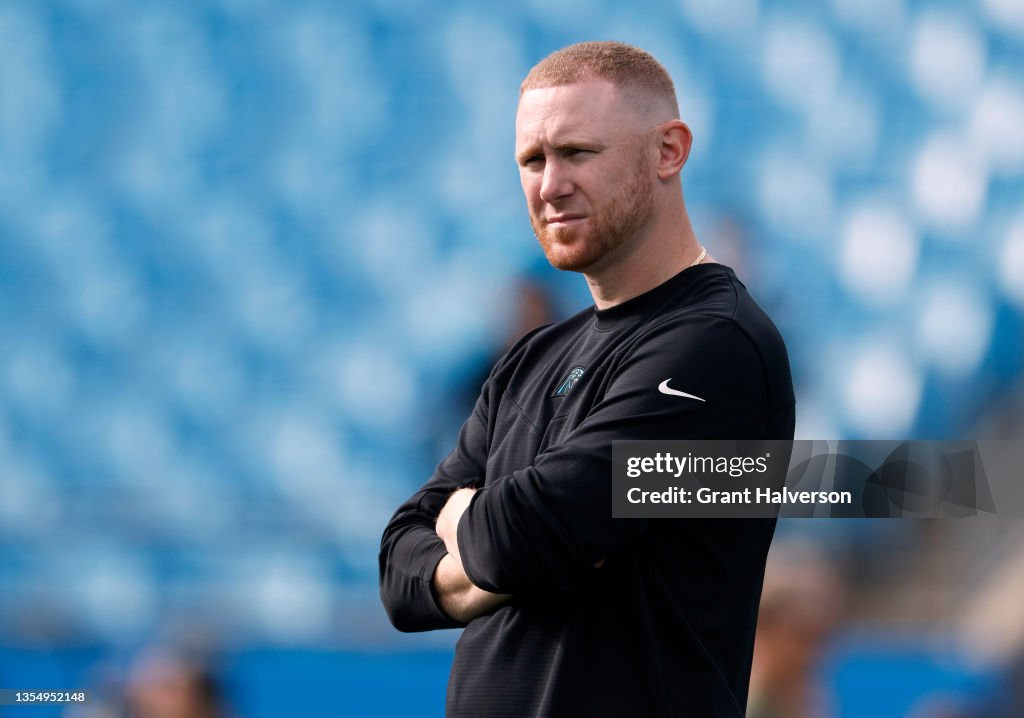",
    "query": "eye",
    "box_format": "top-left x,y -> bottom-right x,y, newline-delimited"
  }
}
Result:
564,147 -> 594,159
520,154 -> 544,168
